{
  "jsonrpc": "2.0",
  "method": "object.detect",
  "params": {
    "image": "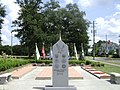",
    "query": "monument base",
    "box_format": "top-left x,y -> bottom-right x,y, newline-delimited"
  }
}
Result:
44,86 -> 76,90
